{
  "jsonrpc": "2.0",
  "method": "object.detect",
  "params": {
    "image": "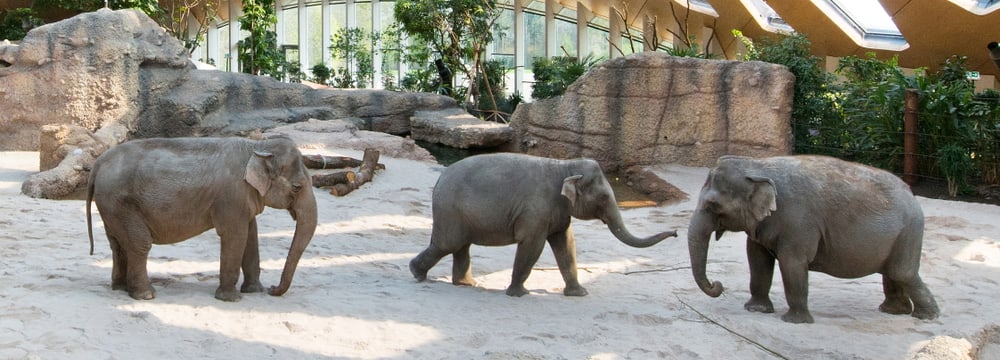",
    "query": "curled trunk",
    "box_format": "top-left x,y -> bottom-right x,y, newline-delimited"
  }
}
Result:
688,210 -> 724,297
268,187 -> 318,296
605,205 -> 676,248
